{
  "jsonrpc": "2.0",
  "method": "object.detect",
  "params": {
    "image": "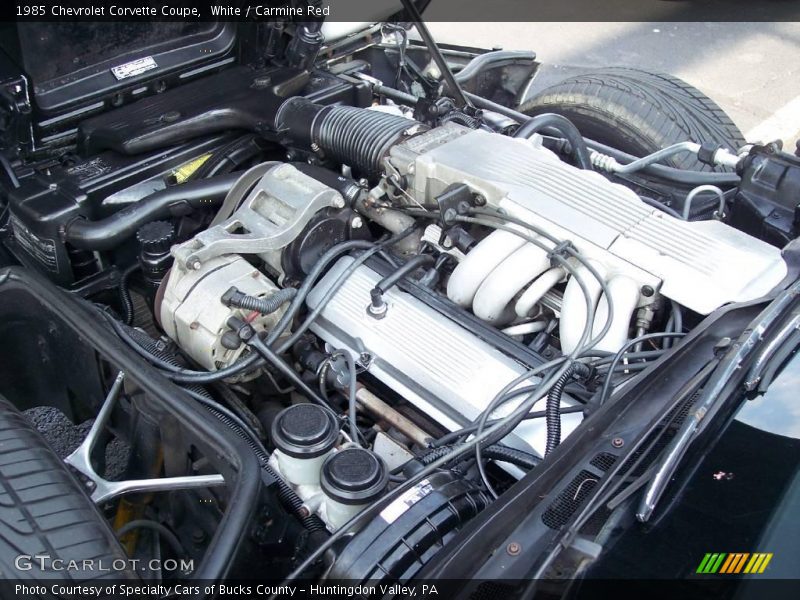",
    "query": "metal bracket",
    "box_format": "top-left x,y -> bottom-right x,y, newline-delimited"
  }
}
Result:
172,163 -> 344,270
65,372 -> 226,504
